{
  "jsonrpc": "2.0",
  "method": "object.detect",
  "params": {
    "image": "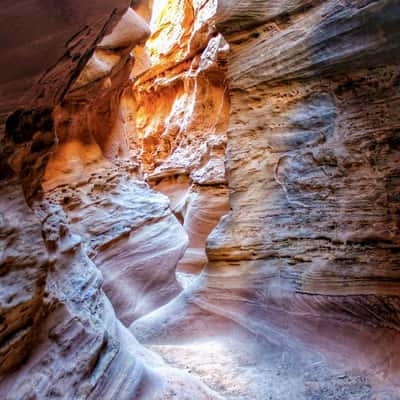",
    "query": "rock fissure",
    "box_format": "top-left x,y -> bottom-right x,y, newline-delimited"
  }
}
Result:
1,0 -> 400,399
